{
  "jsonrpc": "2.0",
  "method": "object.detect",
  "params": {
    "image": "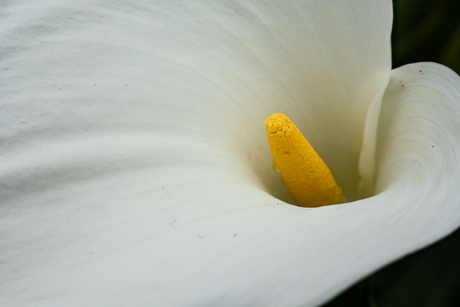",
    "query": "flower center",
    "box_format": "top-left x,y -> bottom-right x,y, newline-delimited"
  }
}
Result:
264,114 -> 343,207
